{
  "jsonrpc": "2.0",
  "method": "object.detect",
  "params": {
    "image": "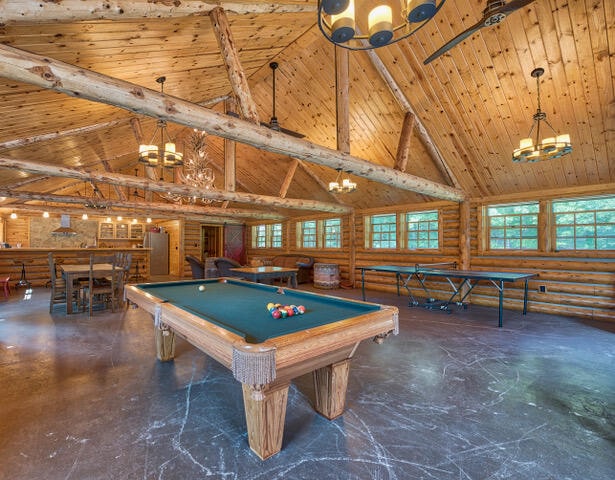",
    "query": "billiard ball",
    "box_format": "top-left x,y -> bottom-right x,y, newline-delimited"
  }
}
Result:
198,285 -> 206,291
297,305 -> 306,314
